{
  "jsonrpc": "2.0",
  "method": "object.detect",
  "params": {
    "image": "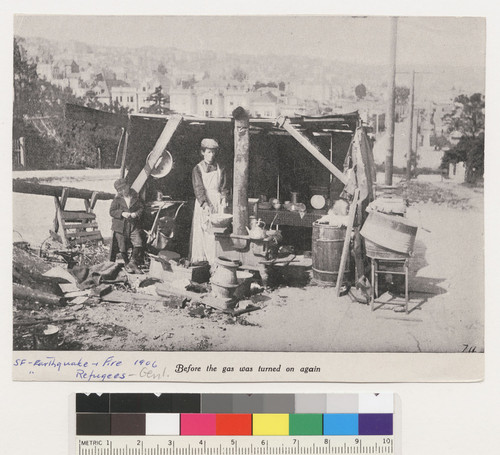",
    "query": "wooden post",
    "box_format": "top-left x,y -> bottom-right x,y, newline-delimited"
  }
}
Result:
232,107 -> 250,239
120,128 -> 129,179
406,70 -> 415,181
336,188 -> 360,296
385,17 -> 398,185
